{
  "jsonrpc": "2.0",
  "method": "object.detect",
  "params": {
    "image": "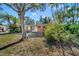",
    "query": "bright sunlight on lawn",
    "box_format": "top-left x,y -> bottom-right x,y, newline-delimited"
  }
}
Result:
0,37 -> 79,56
0,34 -> 22,48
